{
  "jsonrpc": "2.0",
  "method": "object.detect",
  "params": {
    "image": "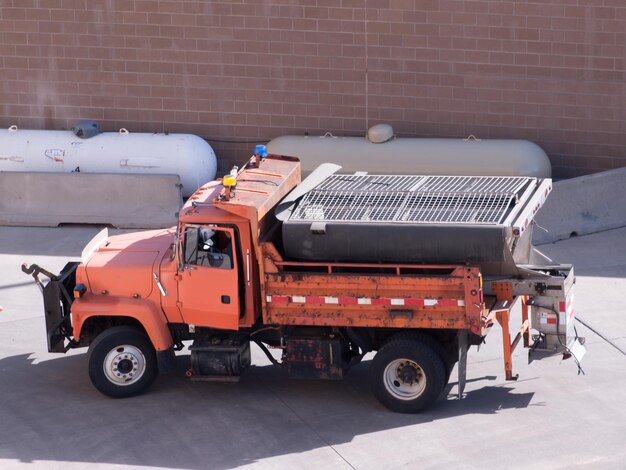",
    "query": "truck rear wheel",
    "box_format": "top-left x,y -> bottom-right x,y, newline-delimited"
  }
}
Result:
370,338 -> 445,413
88,326 -> 158,398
